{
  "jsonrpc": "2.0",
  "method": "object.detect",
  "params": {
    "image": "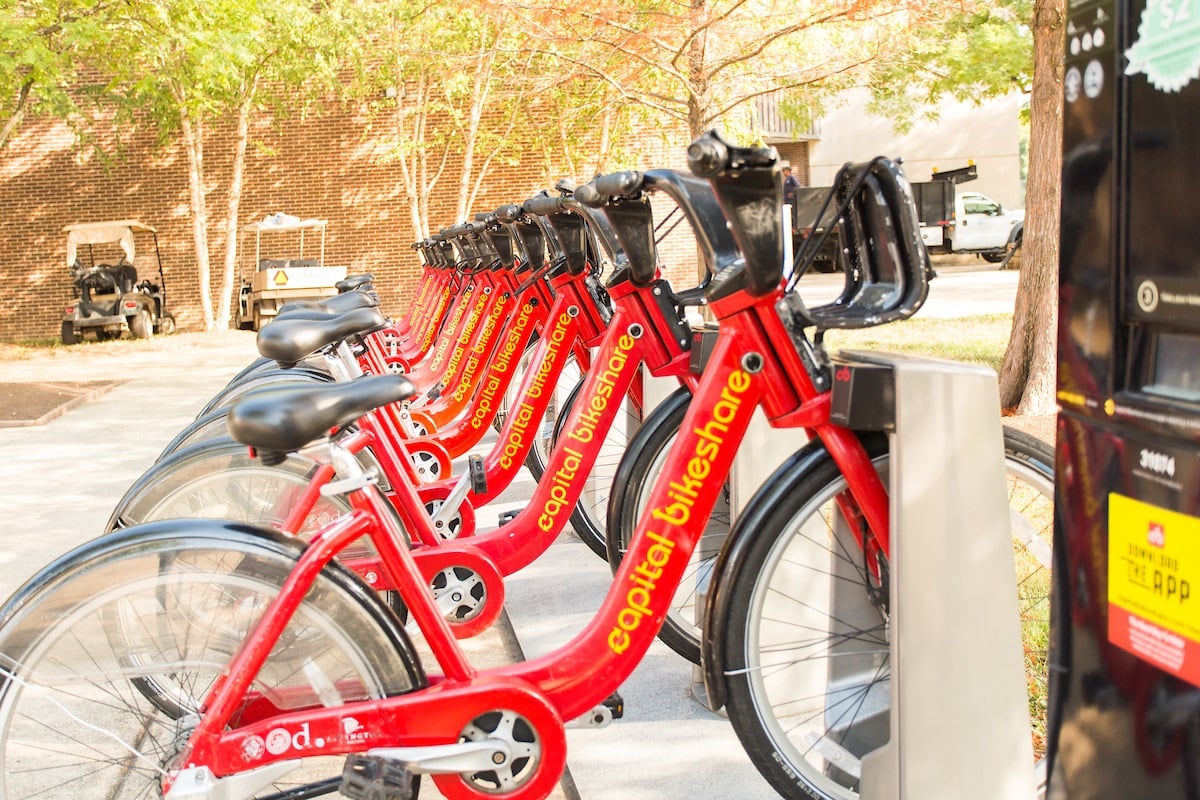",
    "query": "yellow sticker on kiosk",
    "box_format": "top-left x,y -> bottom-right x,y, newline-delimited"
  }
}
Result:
1108,493 -> 1200,686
